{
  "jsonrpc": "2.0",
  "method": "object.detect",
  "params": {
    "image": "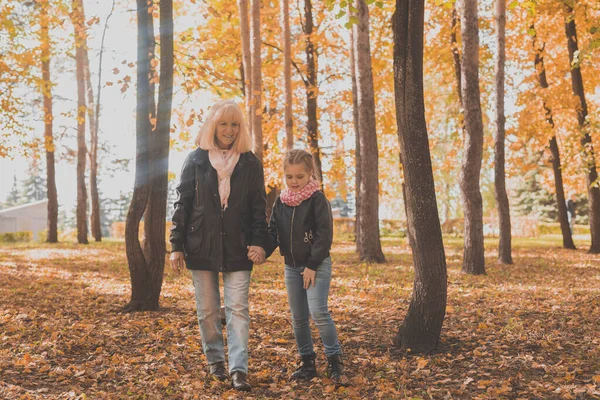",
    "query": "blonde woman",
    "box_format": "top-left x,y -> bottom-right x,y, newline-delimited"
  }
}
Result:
170,100 -> 267,392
